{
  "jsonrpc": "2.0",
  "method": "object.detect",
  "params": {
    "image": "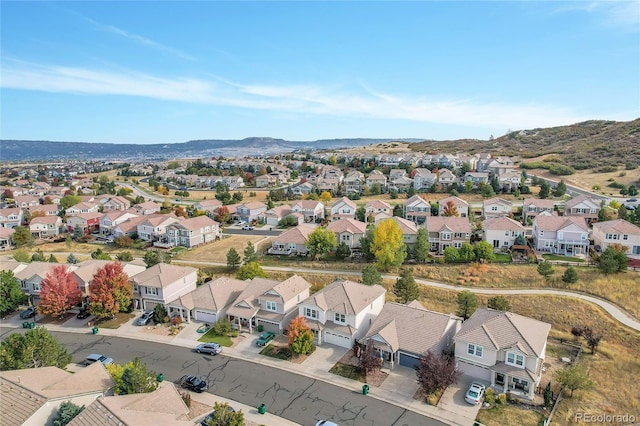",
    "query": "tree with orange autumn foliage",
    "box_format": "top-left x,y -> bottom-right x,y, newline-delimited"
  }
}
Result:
442,200 -> 459,217
287,316 -> 314,356
38,265 -> 82,318
89,262 -> 132,319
